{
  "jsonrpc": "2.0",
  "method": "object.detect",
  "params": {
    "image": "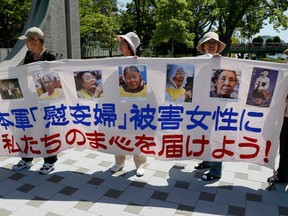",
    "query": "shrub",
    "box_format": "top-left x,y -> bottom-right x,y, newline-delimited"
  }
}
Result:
273,36 -> 281,43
